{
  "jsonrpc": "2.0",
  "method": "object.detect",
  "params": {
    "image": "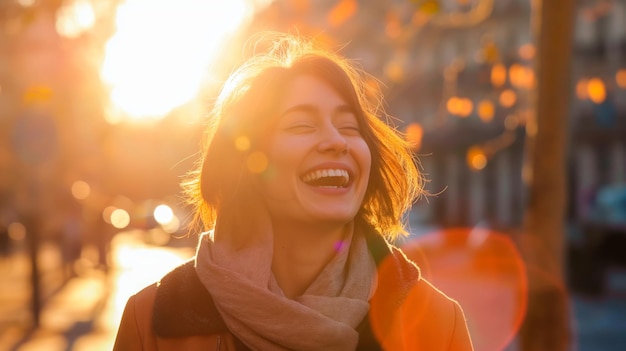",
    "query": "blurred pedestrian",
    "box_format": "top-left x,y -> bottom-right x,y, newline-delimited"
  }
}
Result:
0,218 -> 9,257
60,194 -> 83,277
113,32 -> 473,350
